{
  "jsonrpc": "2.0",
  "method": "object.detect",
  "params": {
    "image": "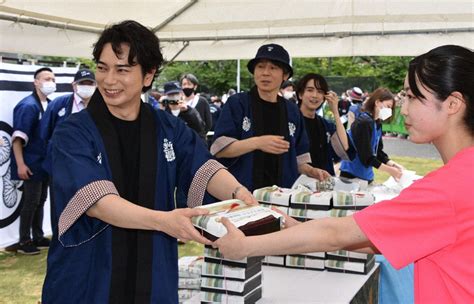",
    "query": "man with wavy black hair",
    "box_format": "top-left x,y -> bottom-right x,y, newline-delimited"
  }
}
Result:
42,20 -> 255,303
